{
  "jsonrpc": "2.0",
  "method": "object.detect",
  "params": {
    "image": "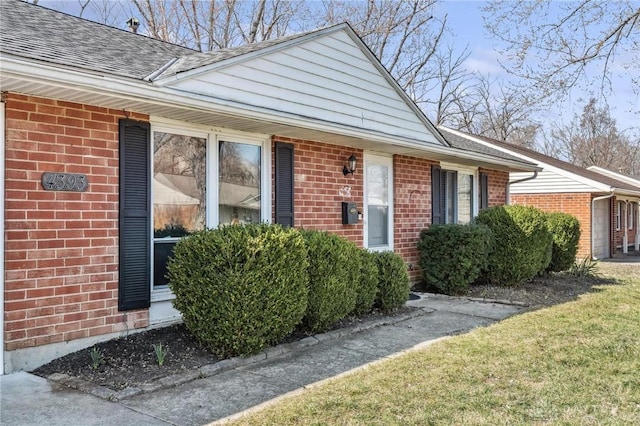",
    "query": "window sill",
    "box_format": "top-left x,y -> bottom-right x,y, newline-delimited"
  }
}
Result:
151,287 -> 175,303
